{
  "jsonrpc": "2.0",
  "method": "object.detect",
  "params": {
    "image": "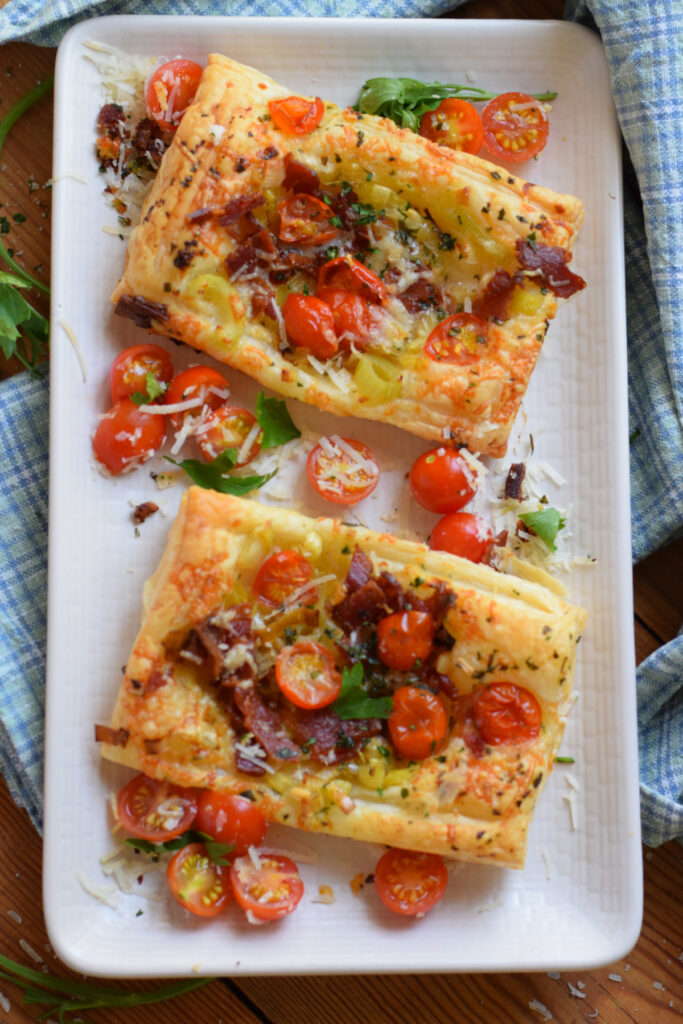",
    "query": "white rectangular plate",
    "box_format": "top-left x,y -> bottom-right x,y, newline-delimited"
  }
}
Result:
45,15 -> 641,977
